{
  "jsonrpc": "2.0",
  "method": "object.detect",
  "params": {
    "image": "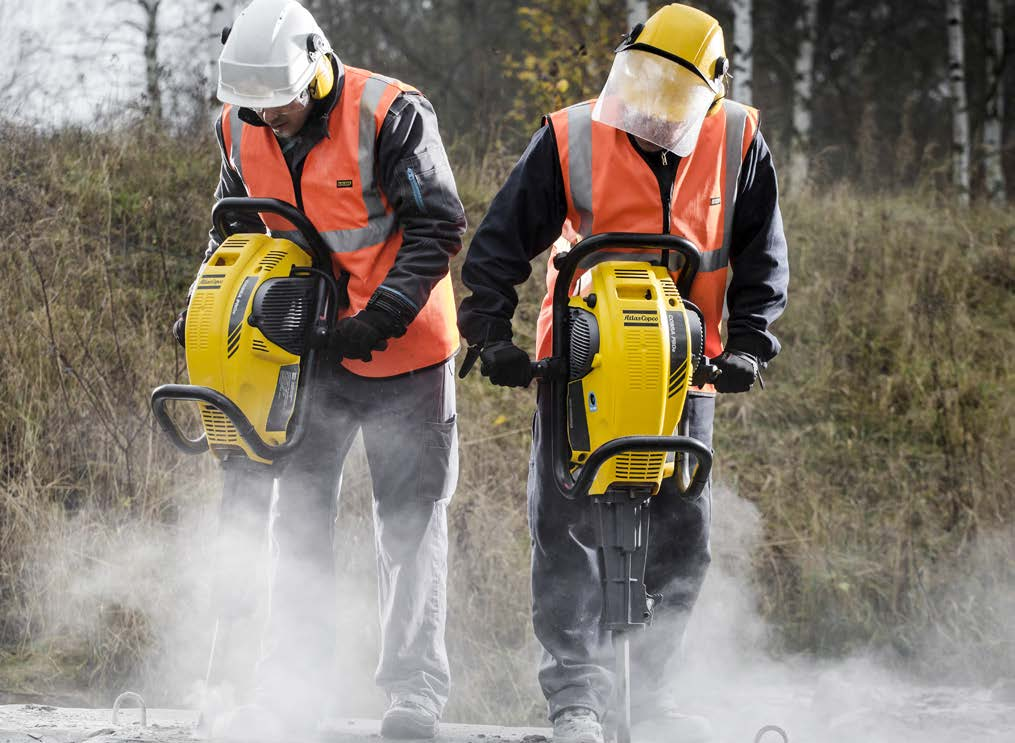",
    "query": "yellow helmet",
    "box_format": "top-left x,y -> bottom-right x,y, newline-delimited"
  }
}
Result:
592,4 -> 729,155
617,4 -> 729,96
